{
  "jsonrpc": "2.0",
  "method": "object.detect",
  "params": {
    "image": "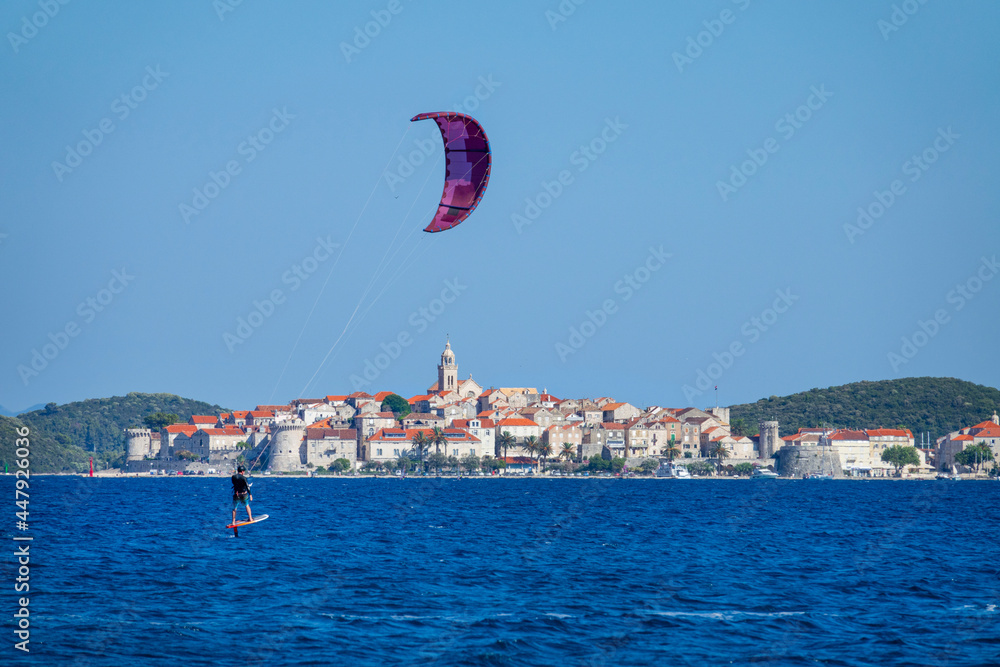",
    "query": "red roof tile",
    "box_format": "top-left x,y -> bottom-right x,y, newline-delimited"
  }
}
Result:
190,415 -> 218,424
497,418 -> 539,427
